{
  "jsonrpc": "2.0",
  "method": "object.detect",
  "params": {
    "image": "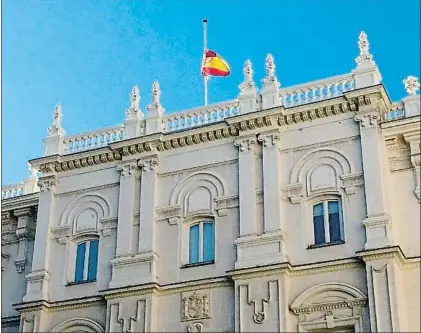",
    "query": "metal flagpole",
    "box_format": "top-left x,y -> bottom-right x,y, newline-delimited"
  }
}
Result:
202,19 -> 209,106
